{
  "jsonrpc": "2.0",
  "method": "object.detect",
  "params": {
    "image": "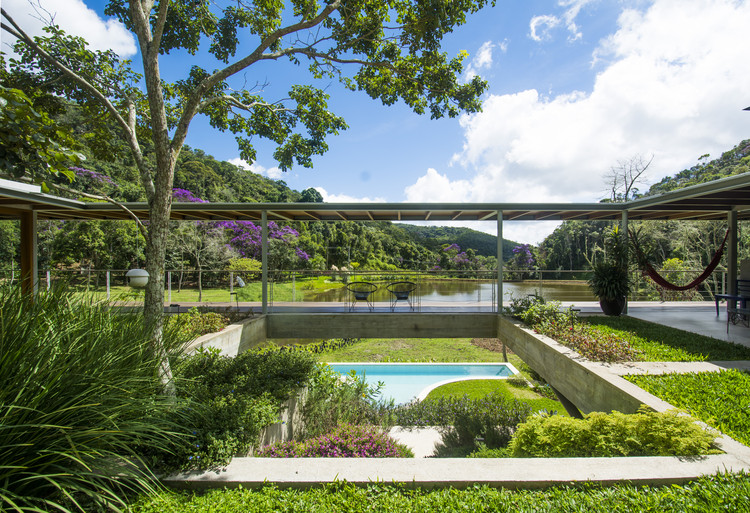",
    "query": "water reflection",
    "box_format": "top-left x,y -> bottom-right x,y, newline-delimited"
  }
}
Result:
304,279 -> 595,303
